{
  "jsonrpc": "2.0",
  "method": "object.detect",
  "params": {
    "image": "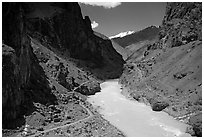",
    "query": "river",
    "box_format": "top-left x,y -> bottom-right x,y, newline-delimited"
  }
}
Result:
87,80 -> 191,137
